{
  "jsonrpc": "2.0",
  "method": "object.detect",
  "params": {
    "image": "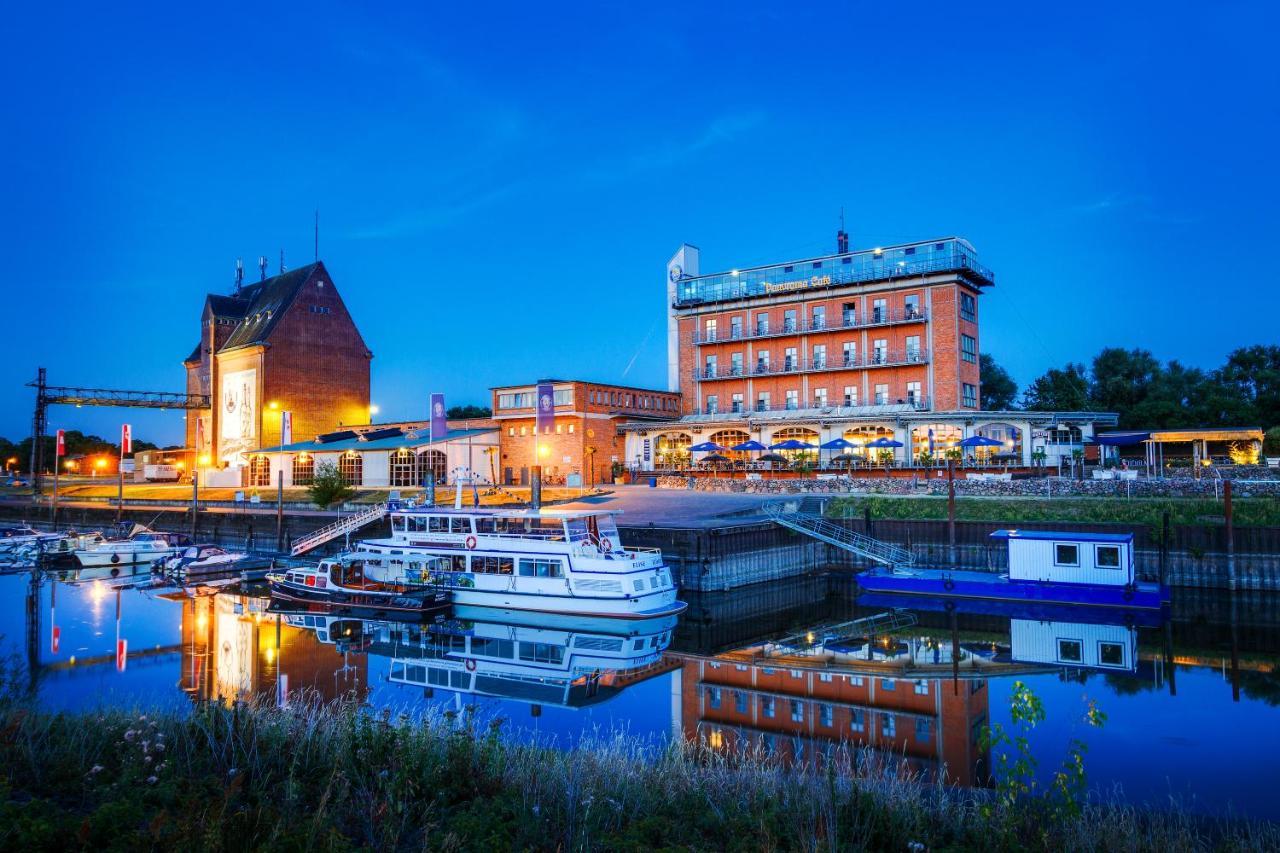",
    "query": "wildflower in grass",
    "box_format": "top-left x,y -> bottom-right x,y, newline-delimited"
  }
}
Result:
124,729 -> 137,742
146,775 -> 158,785
88,765 -> 103,775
